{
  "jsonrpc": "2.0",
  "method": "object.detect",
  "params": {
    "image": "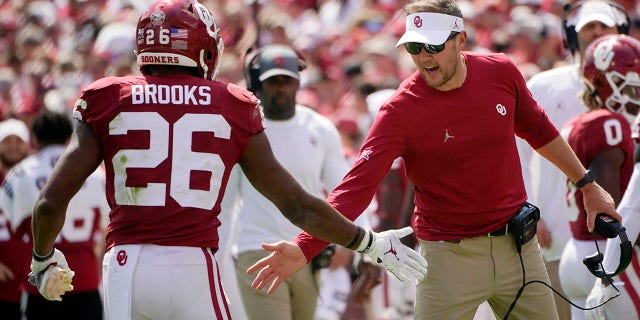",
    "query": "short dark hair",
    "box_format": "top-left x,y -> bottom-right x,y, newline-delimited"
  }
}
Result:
31,110 -> 73,145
